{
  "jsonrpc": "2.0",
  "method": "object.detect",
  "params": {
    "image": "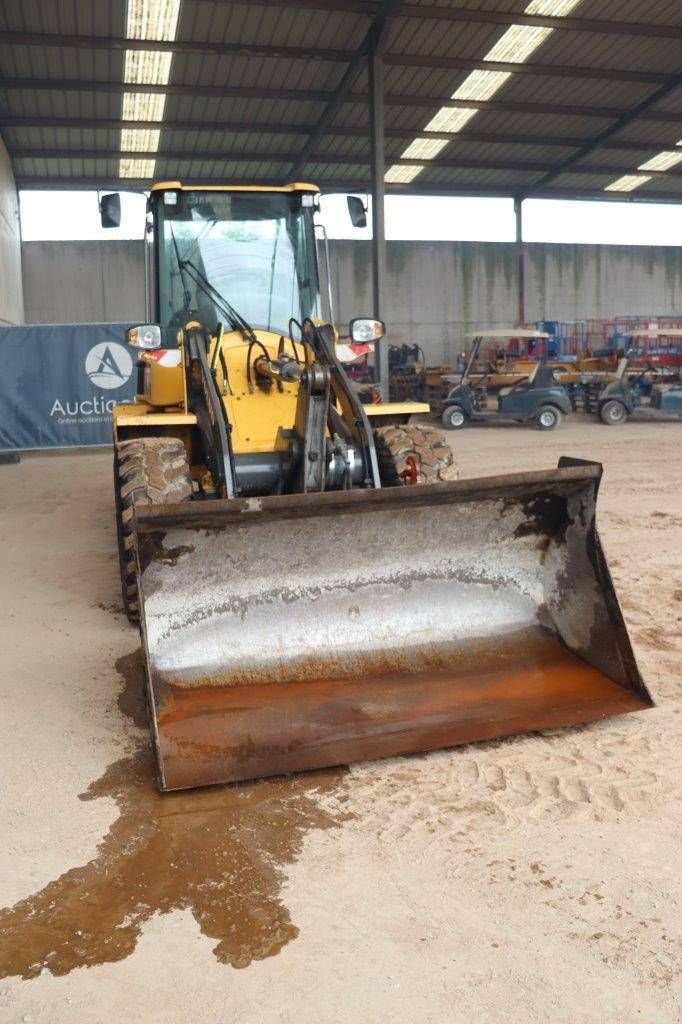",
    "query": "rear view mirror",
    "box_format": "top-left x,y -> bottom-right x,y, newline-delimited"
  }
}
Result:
100,192 -> 121,229
347,195 -> 367,229
350,318 -> 385,343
